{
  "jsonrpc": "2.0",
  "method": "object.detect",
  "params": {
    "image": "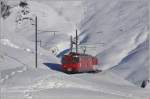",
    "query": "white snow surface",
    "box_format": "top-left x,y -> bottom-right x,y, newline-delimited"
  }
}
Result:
80,0 -> 149,86
0,0 -> 150,99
